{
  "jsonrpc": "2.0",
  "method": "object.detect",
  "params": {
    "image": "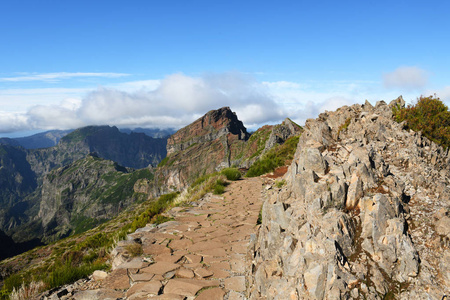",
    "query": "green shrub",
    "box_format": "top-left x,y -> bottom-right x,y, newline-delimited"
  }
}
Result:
275,179 -> 286,188
157,157 -> 169,167
124,243 -> 143,257
126,192 -> 179,233
393,95 -> 450,149
220,168 -> 241,181
246,135 -> 299,177
76,233 -> 111,251
45,261 -> 108,290
337,117 -> 352,137
152,214 -> 173,225
0,273 -> 24,297
212,178 -> 228,194
257,207 -> 263,225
